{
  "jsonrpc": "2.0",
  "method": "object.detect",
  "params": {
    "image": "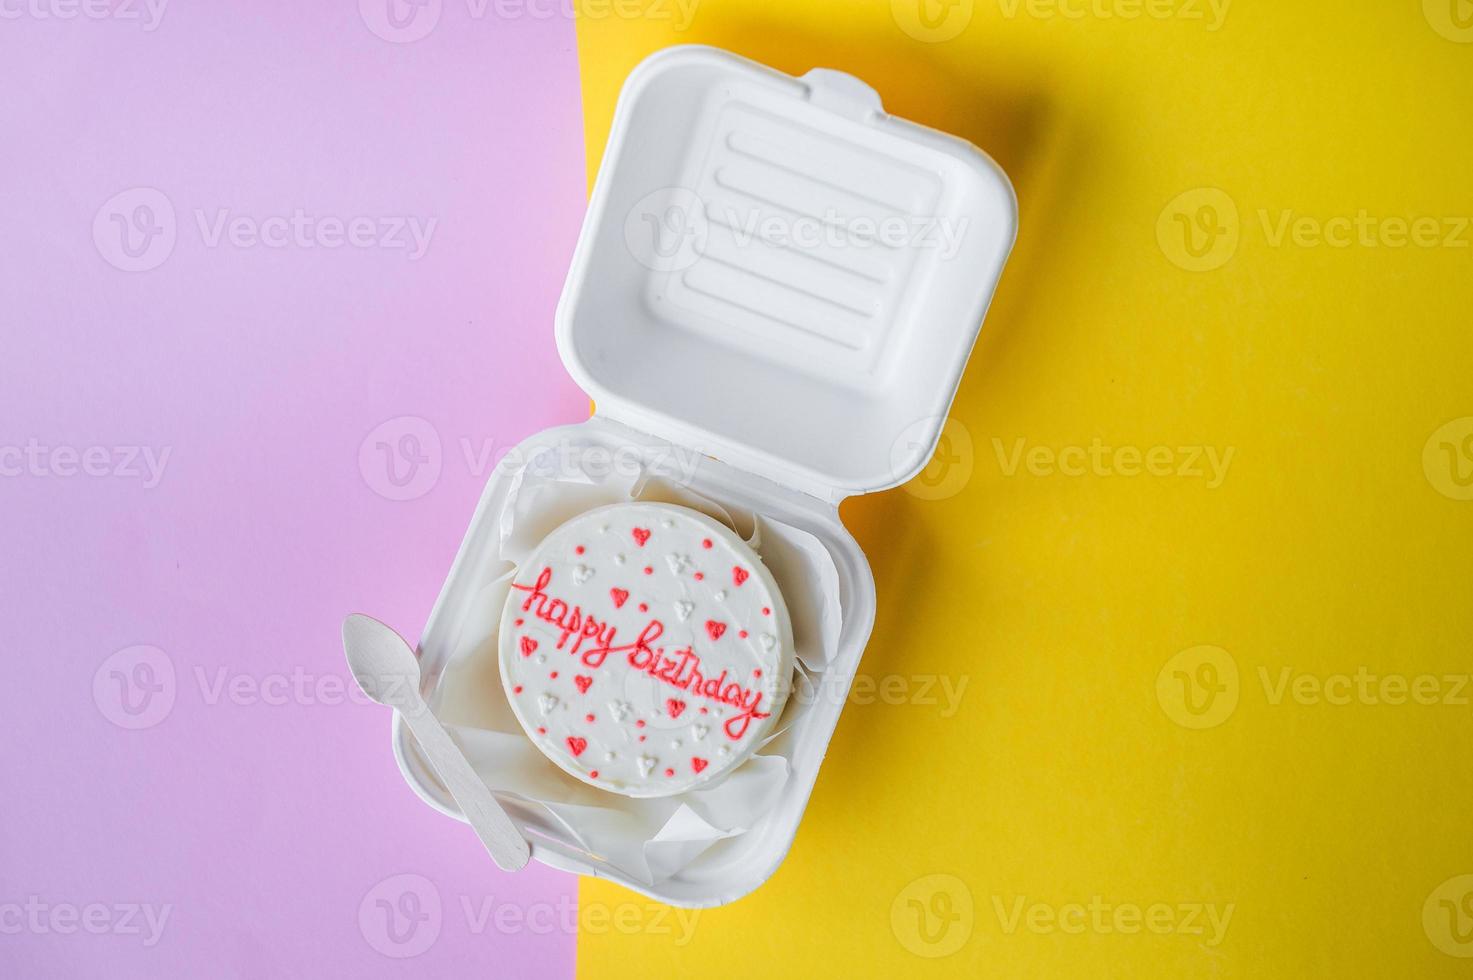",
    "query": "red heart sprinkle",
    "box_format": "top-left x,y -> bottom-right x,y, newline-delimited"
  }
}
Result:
566,736 -> 587,757
632,528 -> 651,547
519,636 -> 538,657
705,620 -> 726,641
574,675 -> 593,694
732,566 -> 749,586
691,757 -> 708,774
610,588 -> 629,608
665,698 -> 686,719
